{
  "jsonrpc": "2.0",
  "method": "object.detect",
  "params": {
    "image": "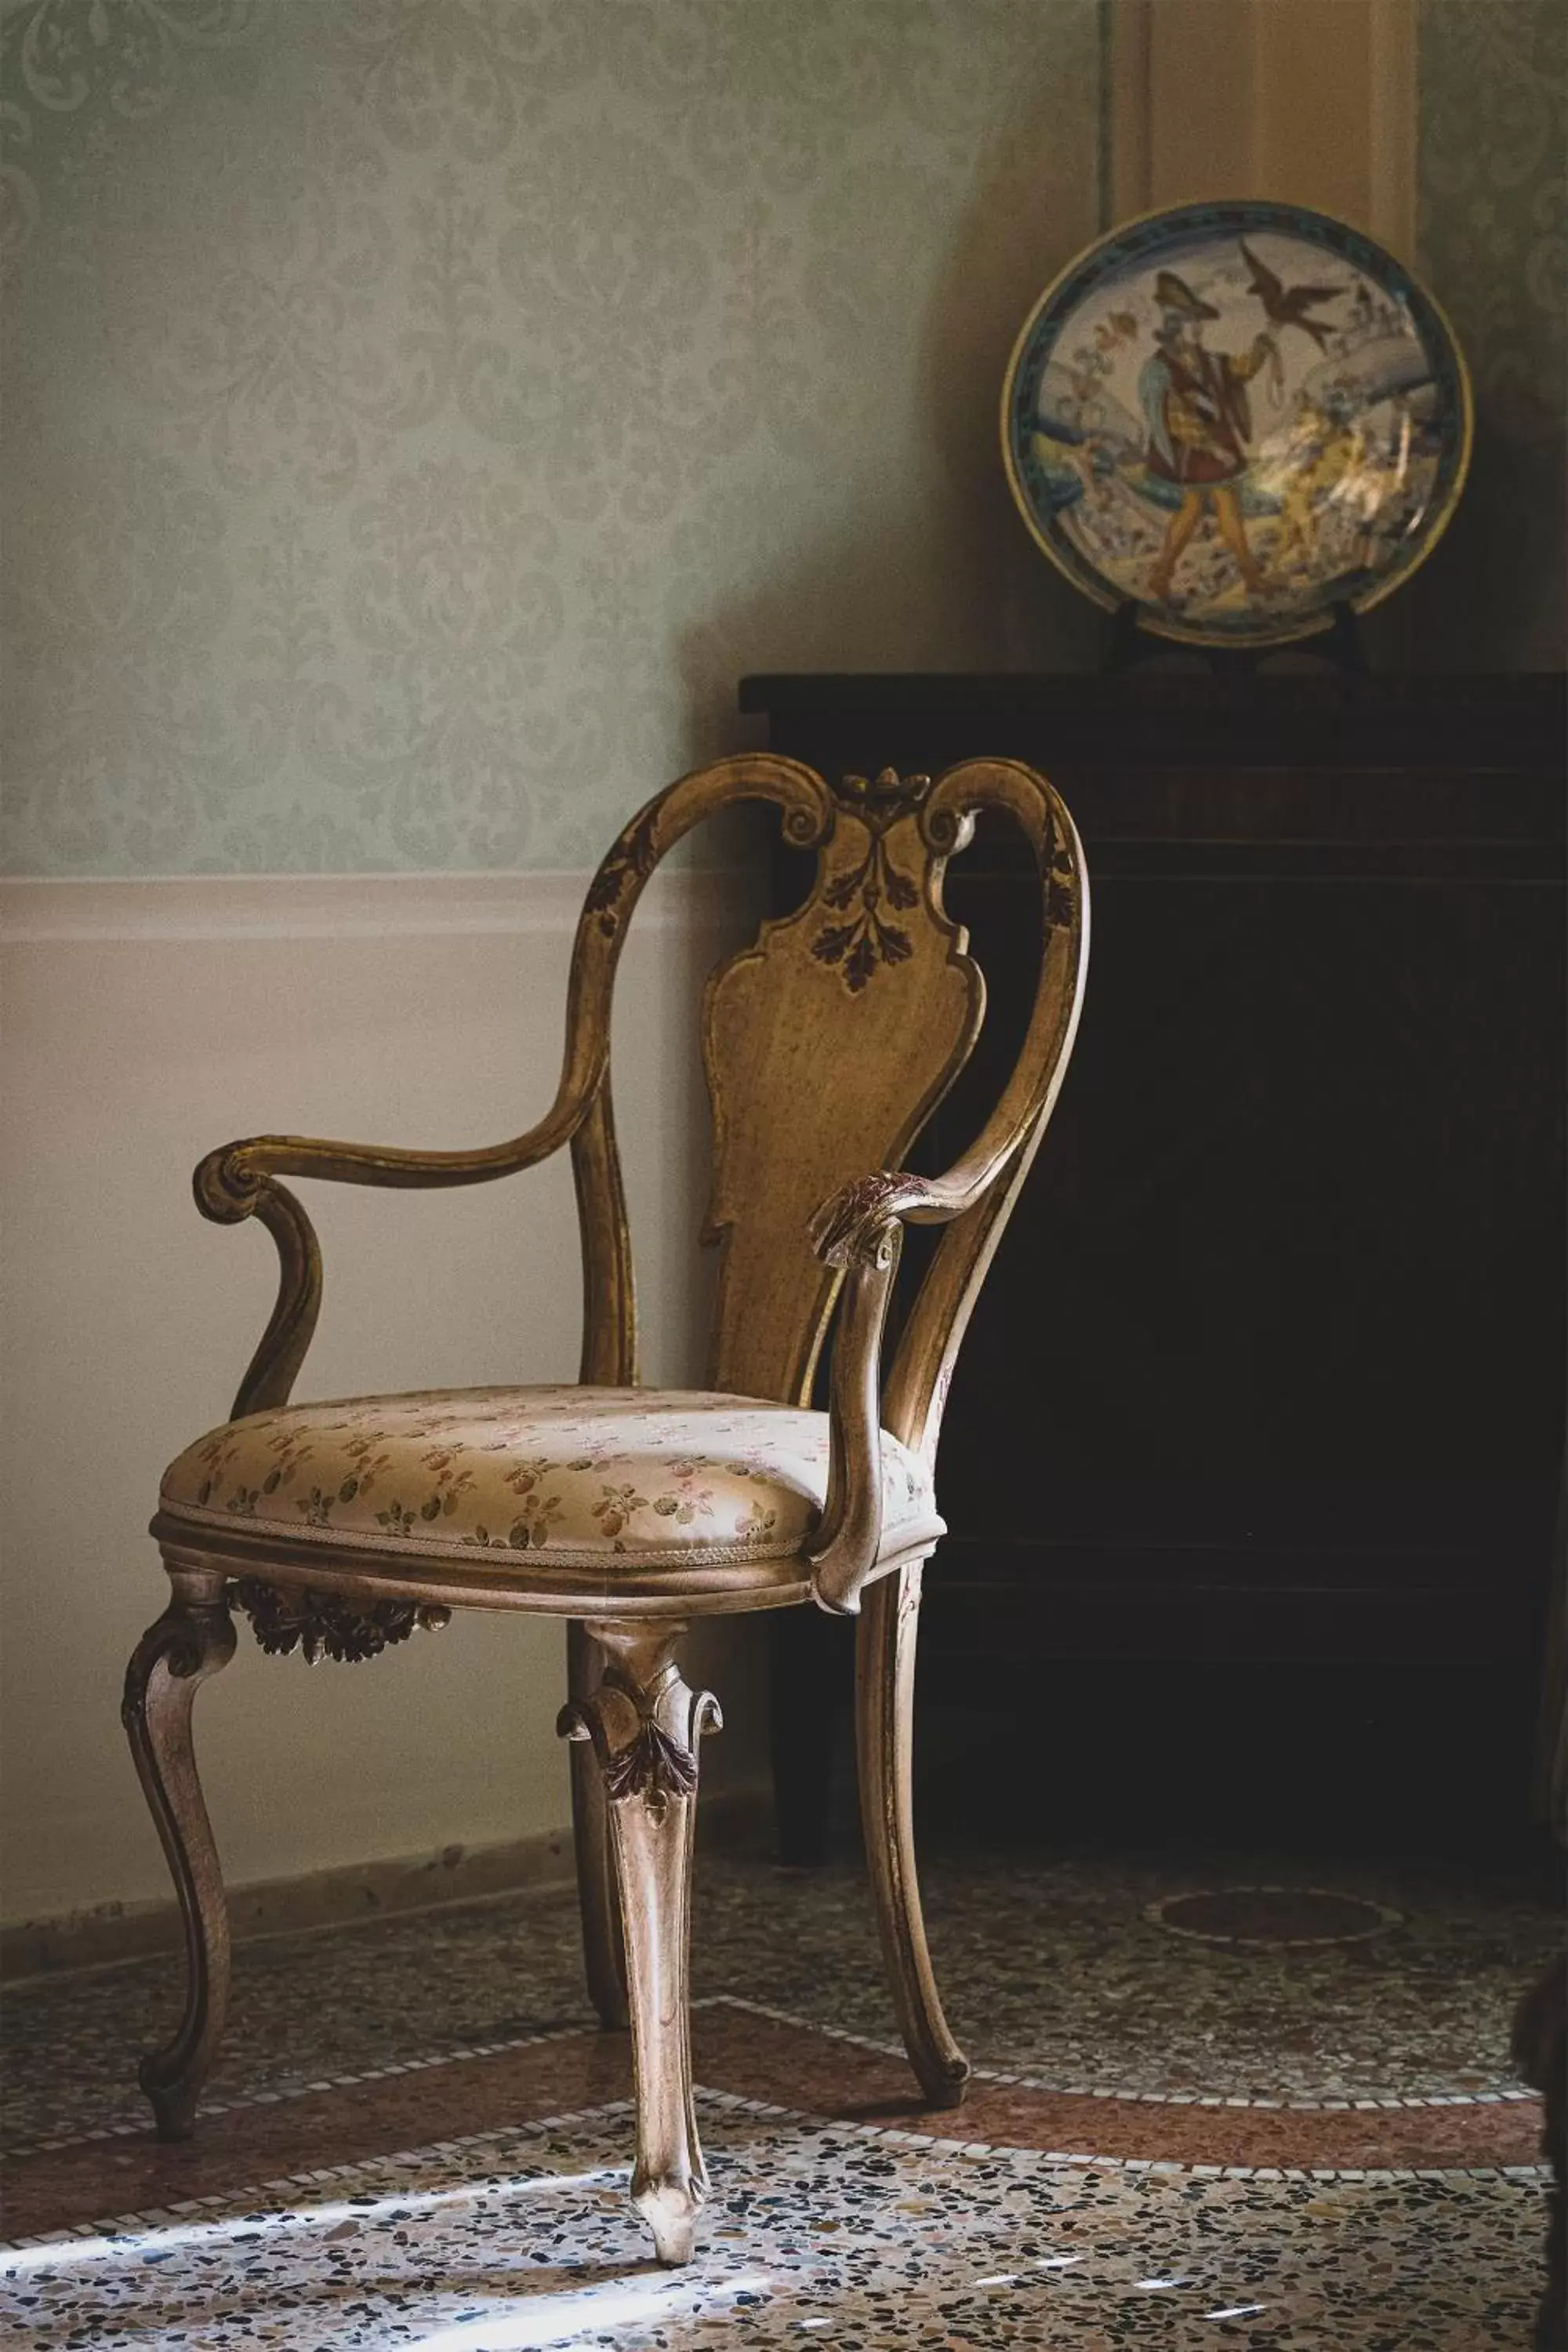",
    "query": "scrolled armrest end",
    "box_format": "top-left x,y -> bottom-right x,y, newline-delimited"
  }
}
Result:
808,1171 -> 924,1271
194,1143 -> 269,1225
